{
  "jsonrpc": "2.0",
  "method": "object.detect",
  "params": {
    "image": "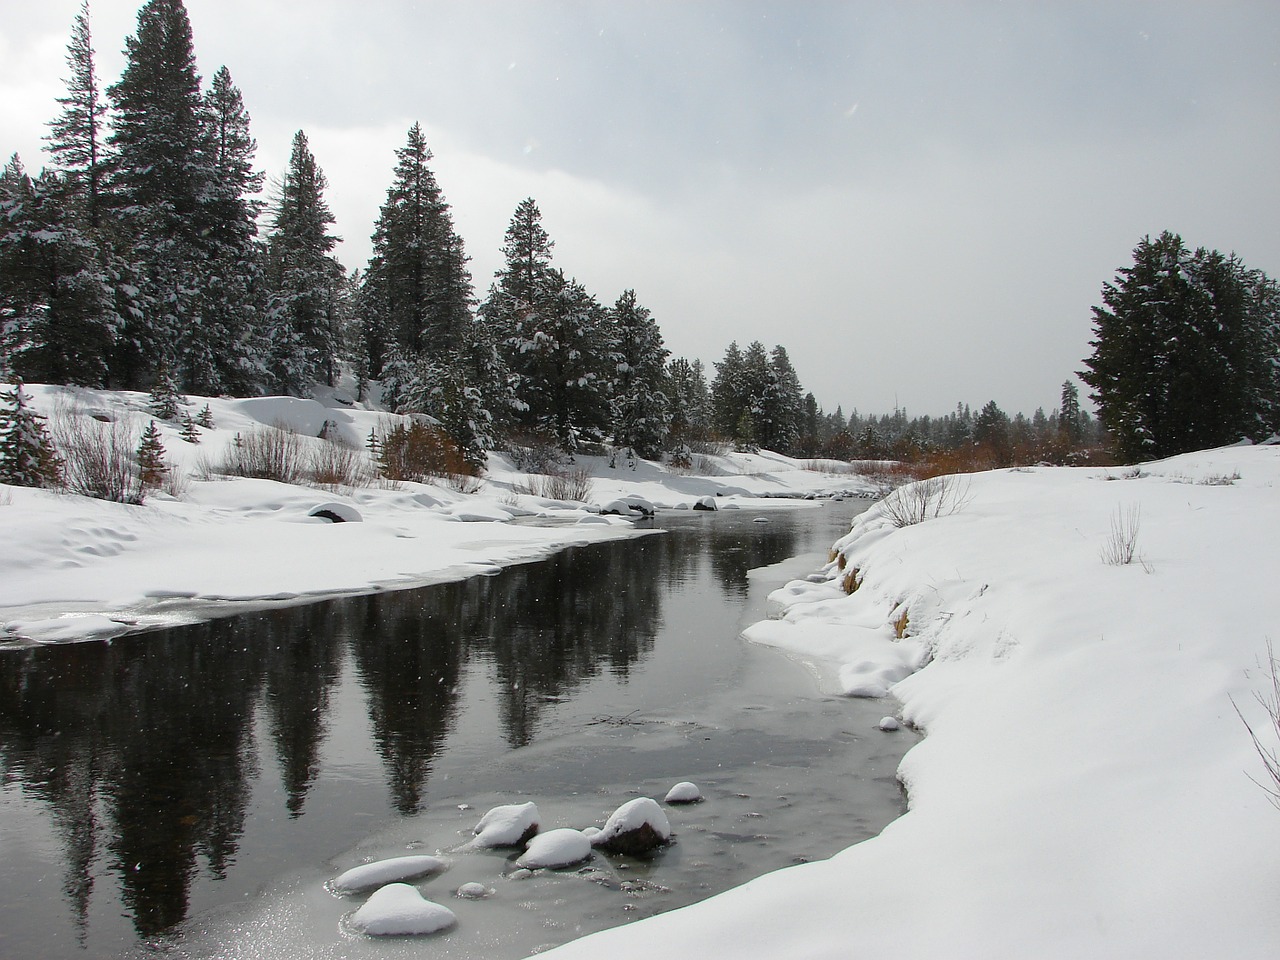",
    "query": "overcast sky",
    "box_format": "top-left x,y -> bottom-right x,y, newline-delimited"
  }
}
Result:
2,1 -> 1277,417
